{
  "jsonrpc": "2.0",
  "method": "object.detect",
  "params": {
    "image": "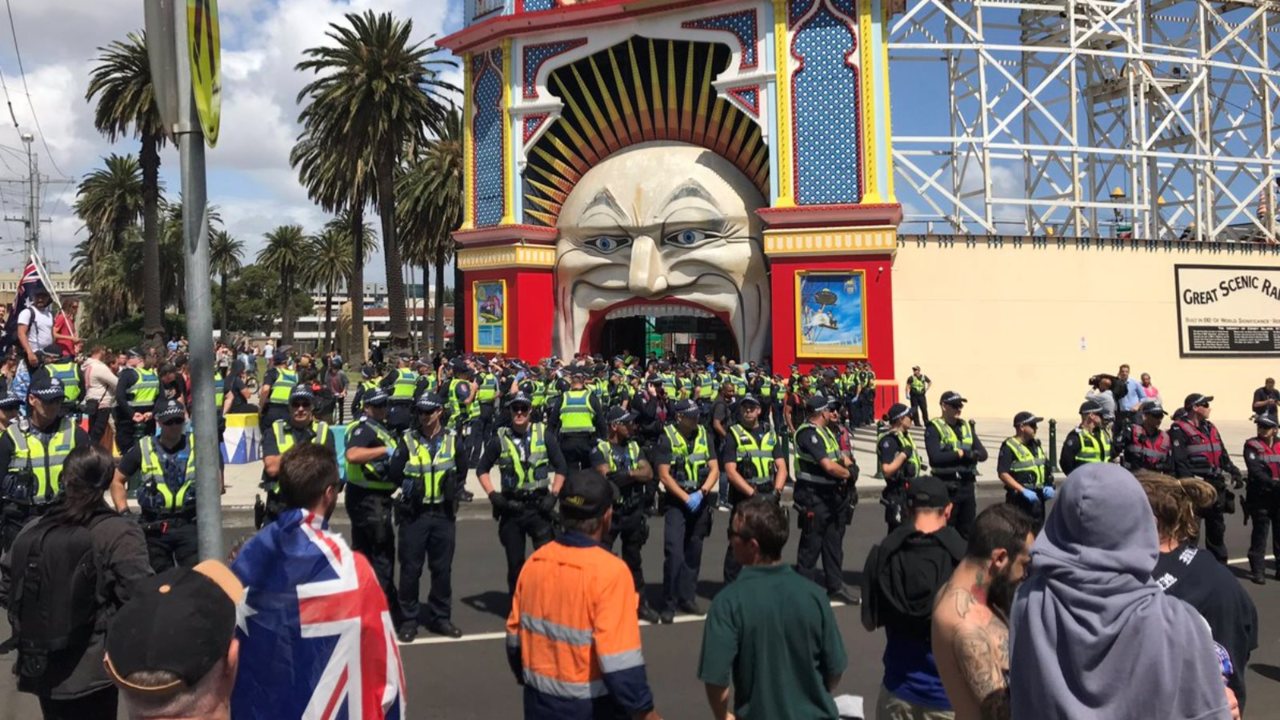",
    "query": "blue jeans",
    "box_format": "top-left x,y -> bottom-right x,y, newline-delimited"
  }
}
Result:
11,361 -> 30,415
